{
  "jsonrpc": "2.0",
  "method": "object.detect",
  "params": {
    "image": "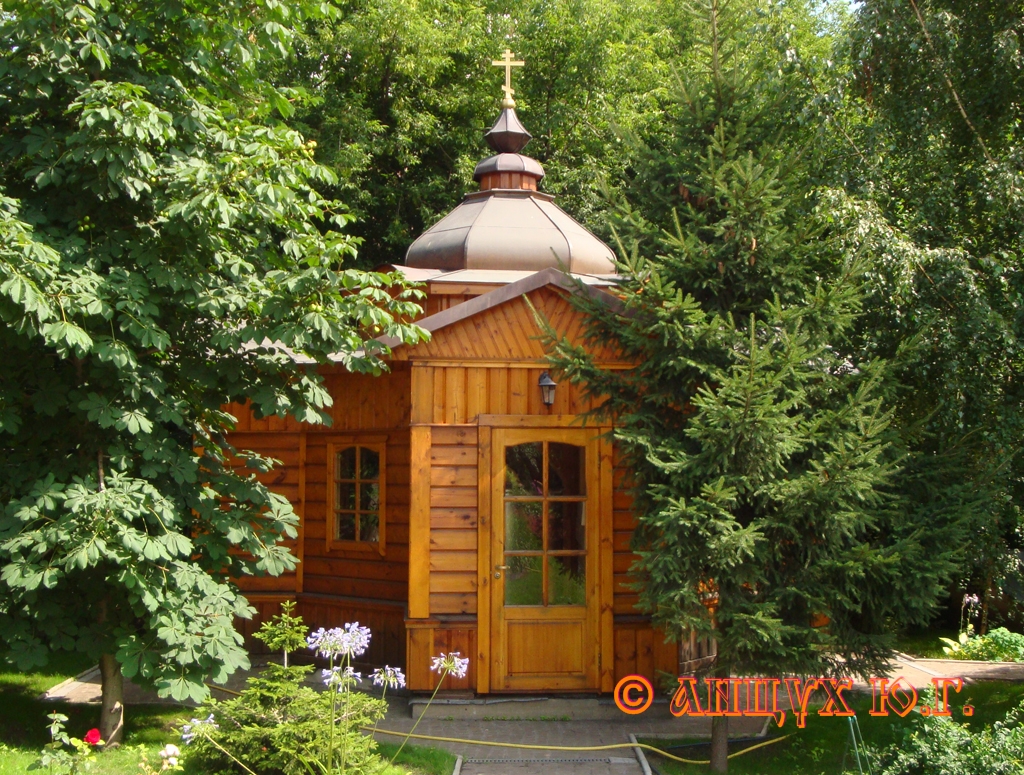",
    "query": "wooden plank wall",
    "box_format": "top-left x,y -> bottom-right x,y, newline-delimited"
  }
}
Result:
422,292 -> 475,317
299,595 -> 406,668
429,425 -> 479,614
613,622 -> 679,686
394,287 -> 622,365
612,447 -> 640,615
407,623 -> 477,691
225,365 -> 412,666
238,595 -> 405,668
